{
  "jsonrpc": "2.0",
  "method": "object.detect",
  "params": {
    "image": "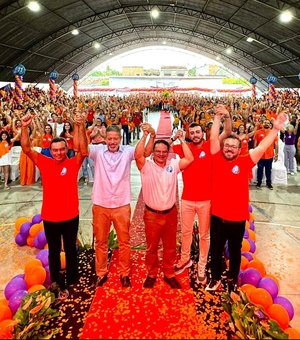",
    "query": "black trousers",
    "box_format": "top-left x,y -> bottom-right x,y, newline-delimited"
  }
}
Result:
44,215 -> 79,288
210,215 -> 245,283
